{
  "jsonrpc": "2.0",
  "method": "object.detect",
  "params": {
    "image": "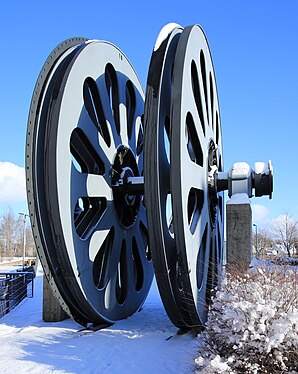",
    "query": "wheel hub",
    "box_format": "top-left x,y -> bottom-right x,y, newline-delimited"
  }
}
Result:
207,139 -> 218,228
111,147 -> 140,228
